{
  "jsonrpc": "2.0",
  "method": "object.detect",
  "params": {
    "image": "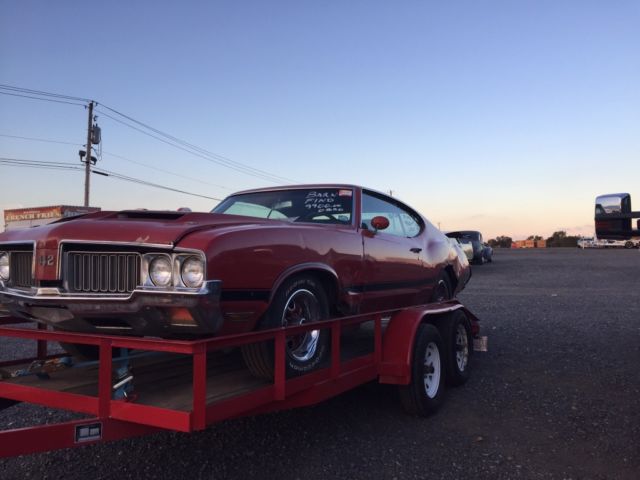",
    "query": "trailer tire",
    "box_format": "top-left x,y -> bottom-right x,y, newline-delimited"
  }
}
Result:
399,323 -> 445,416
242,274 -> 330,379
438,310 -> 472,387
